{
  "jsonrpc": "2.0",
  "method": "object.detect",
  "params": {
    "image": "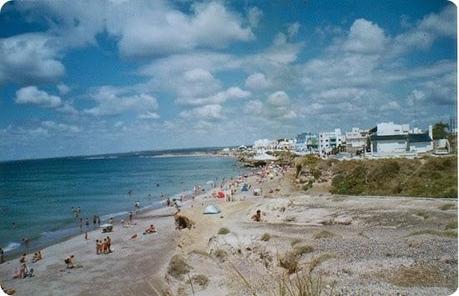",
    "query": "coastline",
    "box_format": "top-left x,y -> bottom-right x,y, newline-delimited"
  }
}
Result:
1,161 -> 457,295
